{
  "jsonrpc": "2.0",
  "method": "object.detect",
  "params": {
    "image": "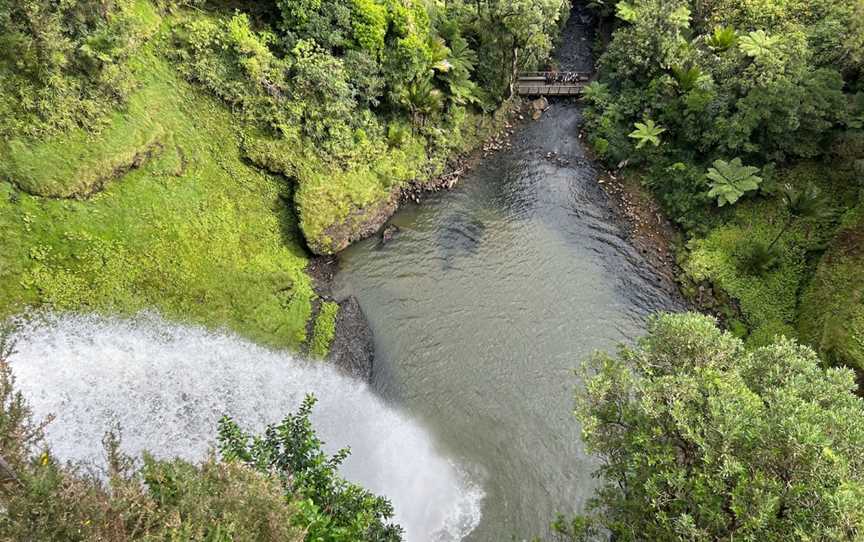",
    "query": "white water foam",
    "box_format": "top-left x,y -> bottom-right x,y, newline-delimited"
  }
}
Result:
8,313 -> 483,542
